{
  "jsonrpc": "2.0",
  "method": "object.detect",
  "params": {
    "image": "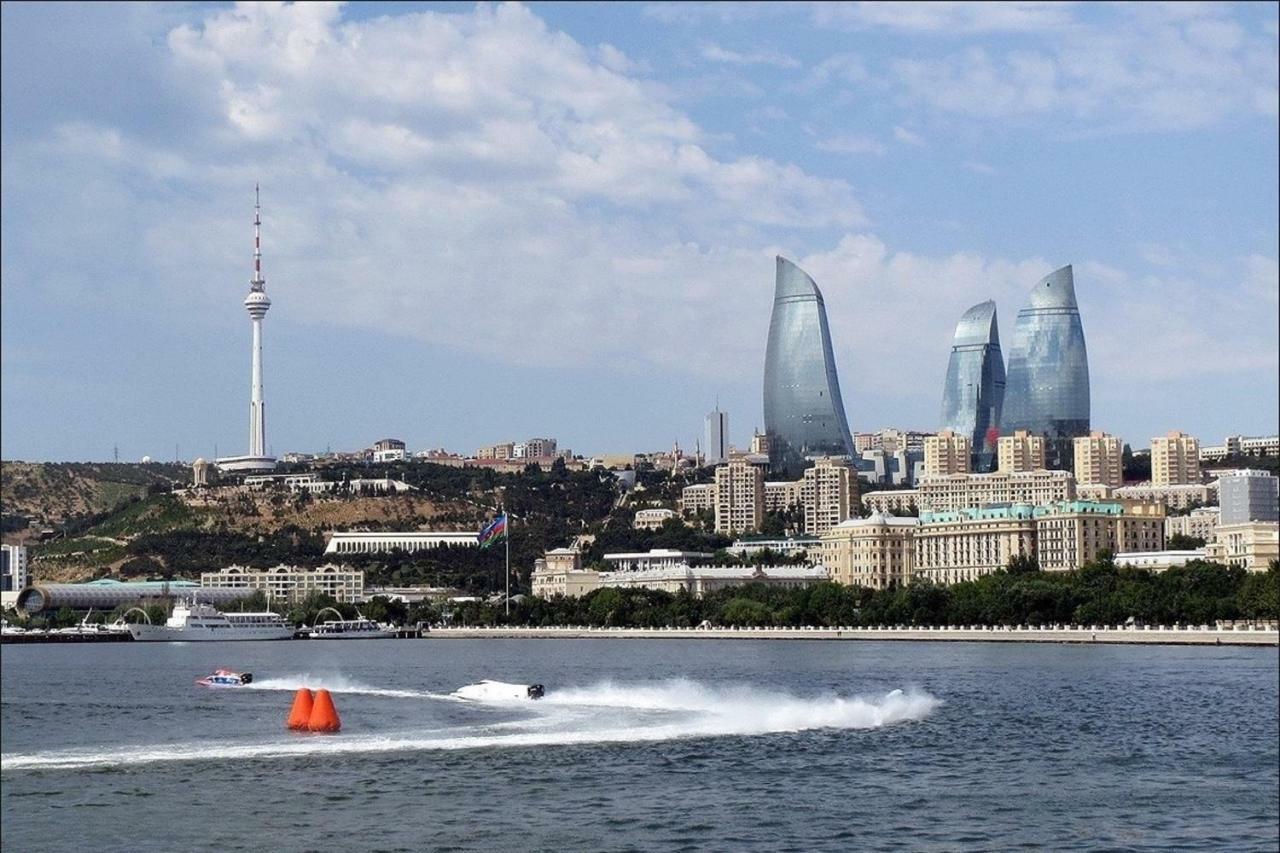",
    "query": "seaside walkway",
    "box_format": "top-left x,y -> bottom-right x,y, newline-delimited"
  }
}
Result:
427,624 -> 1279,646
